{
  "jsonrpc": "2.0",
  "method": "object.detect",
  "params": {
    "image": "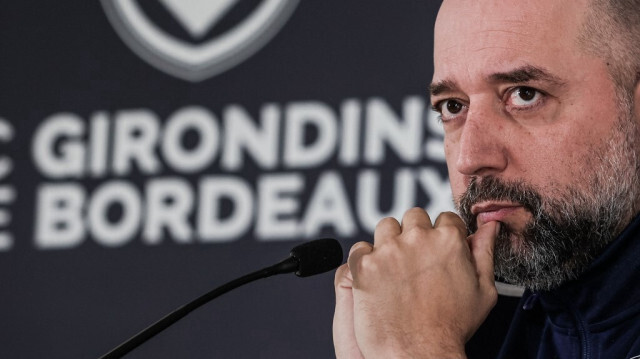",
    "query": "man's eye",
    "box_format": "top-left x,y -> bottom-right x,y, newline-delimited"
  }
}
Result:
433,99 -> 467,122
509,86 -> 542,107
445,100 -> 463,114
